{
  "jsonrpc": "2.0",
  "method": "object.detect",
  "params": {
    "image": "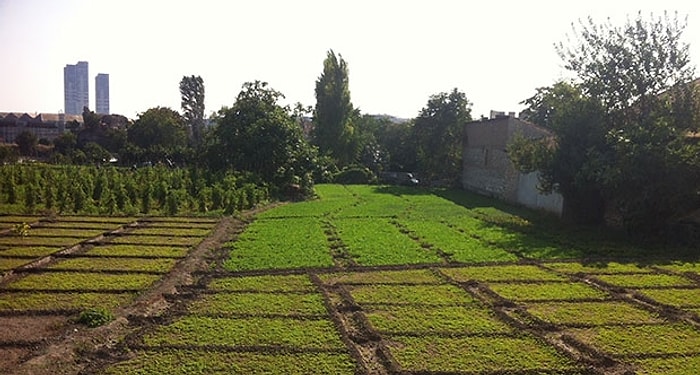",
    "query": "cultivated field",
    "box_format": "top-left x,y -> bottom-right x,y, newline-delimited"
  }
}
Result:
1,184 -> 699,374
